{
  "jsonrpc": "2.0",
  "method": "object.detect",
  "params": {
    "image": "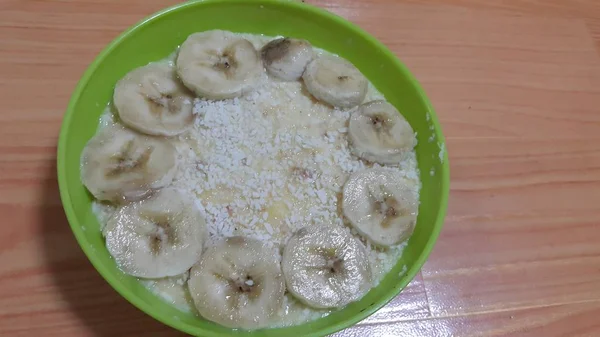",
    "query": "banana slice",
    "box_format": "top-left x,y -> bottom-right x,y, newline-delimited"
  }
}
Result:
80,126 -> 177,203
282,224 -> 372,309
302,56 -> 368,108
342,168 -> 419,247
104,188 -> 206,278
141,272 -> 197,313
176,30 -> 263,99
188,237 -> 285,329
348,100 -> 416,164
113,62 -> 195,136
261,37 -> 313,81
